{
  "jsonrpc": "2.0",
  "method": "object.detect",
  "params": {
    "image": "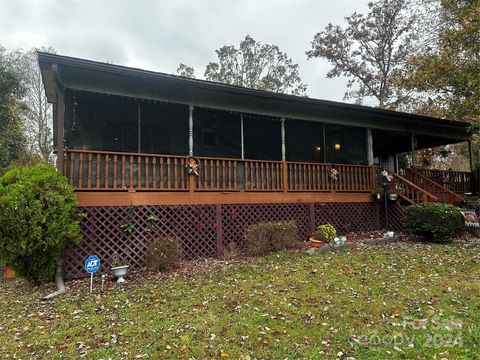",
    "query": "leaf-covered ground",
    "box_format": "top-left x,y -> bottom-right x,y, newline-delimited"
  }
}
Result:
1,242 -> 479,359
